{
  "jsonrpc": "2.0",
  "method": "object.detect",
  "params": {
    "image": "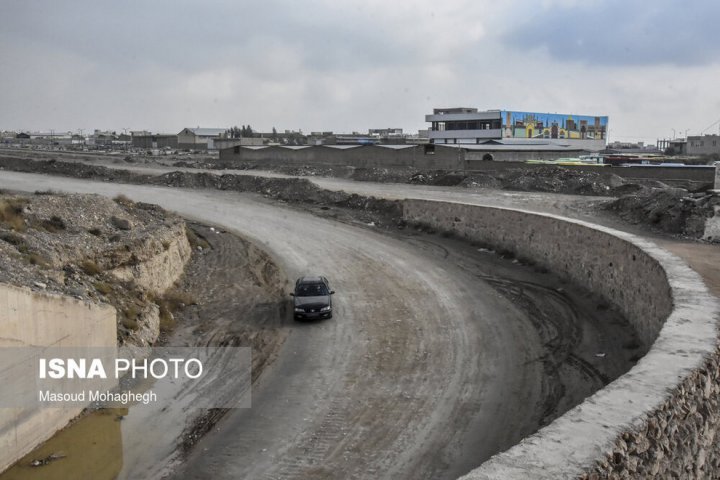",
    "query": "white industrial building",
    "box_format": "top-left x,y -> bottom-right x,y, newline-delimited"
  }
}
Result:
426,107 -> 608,152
